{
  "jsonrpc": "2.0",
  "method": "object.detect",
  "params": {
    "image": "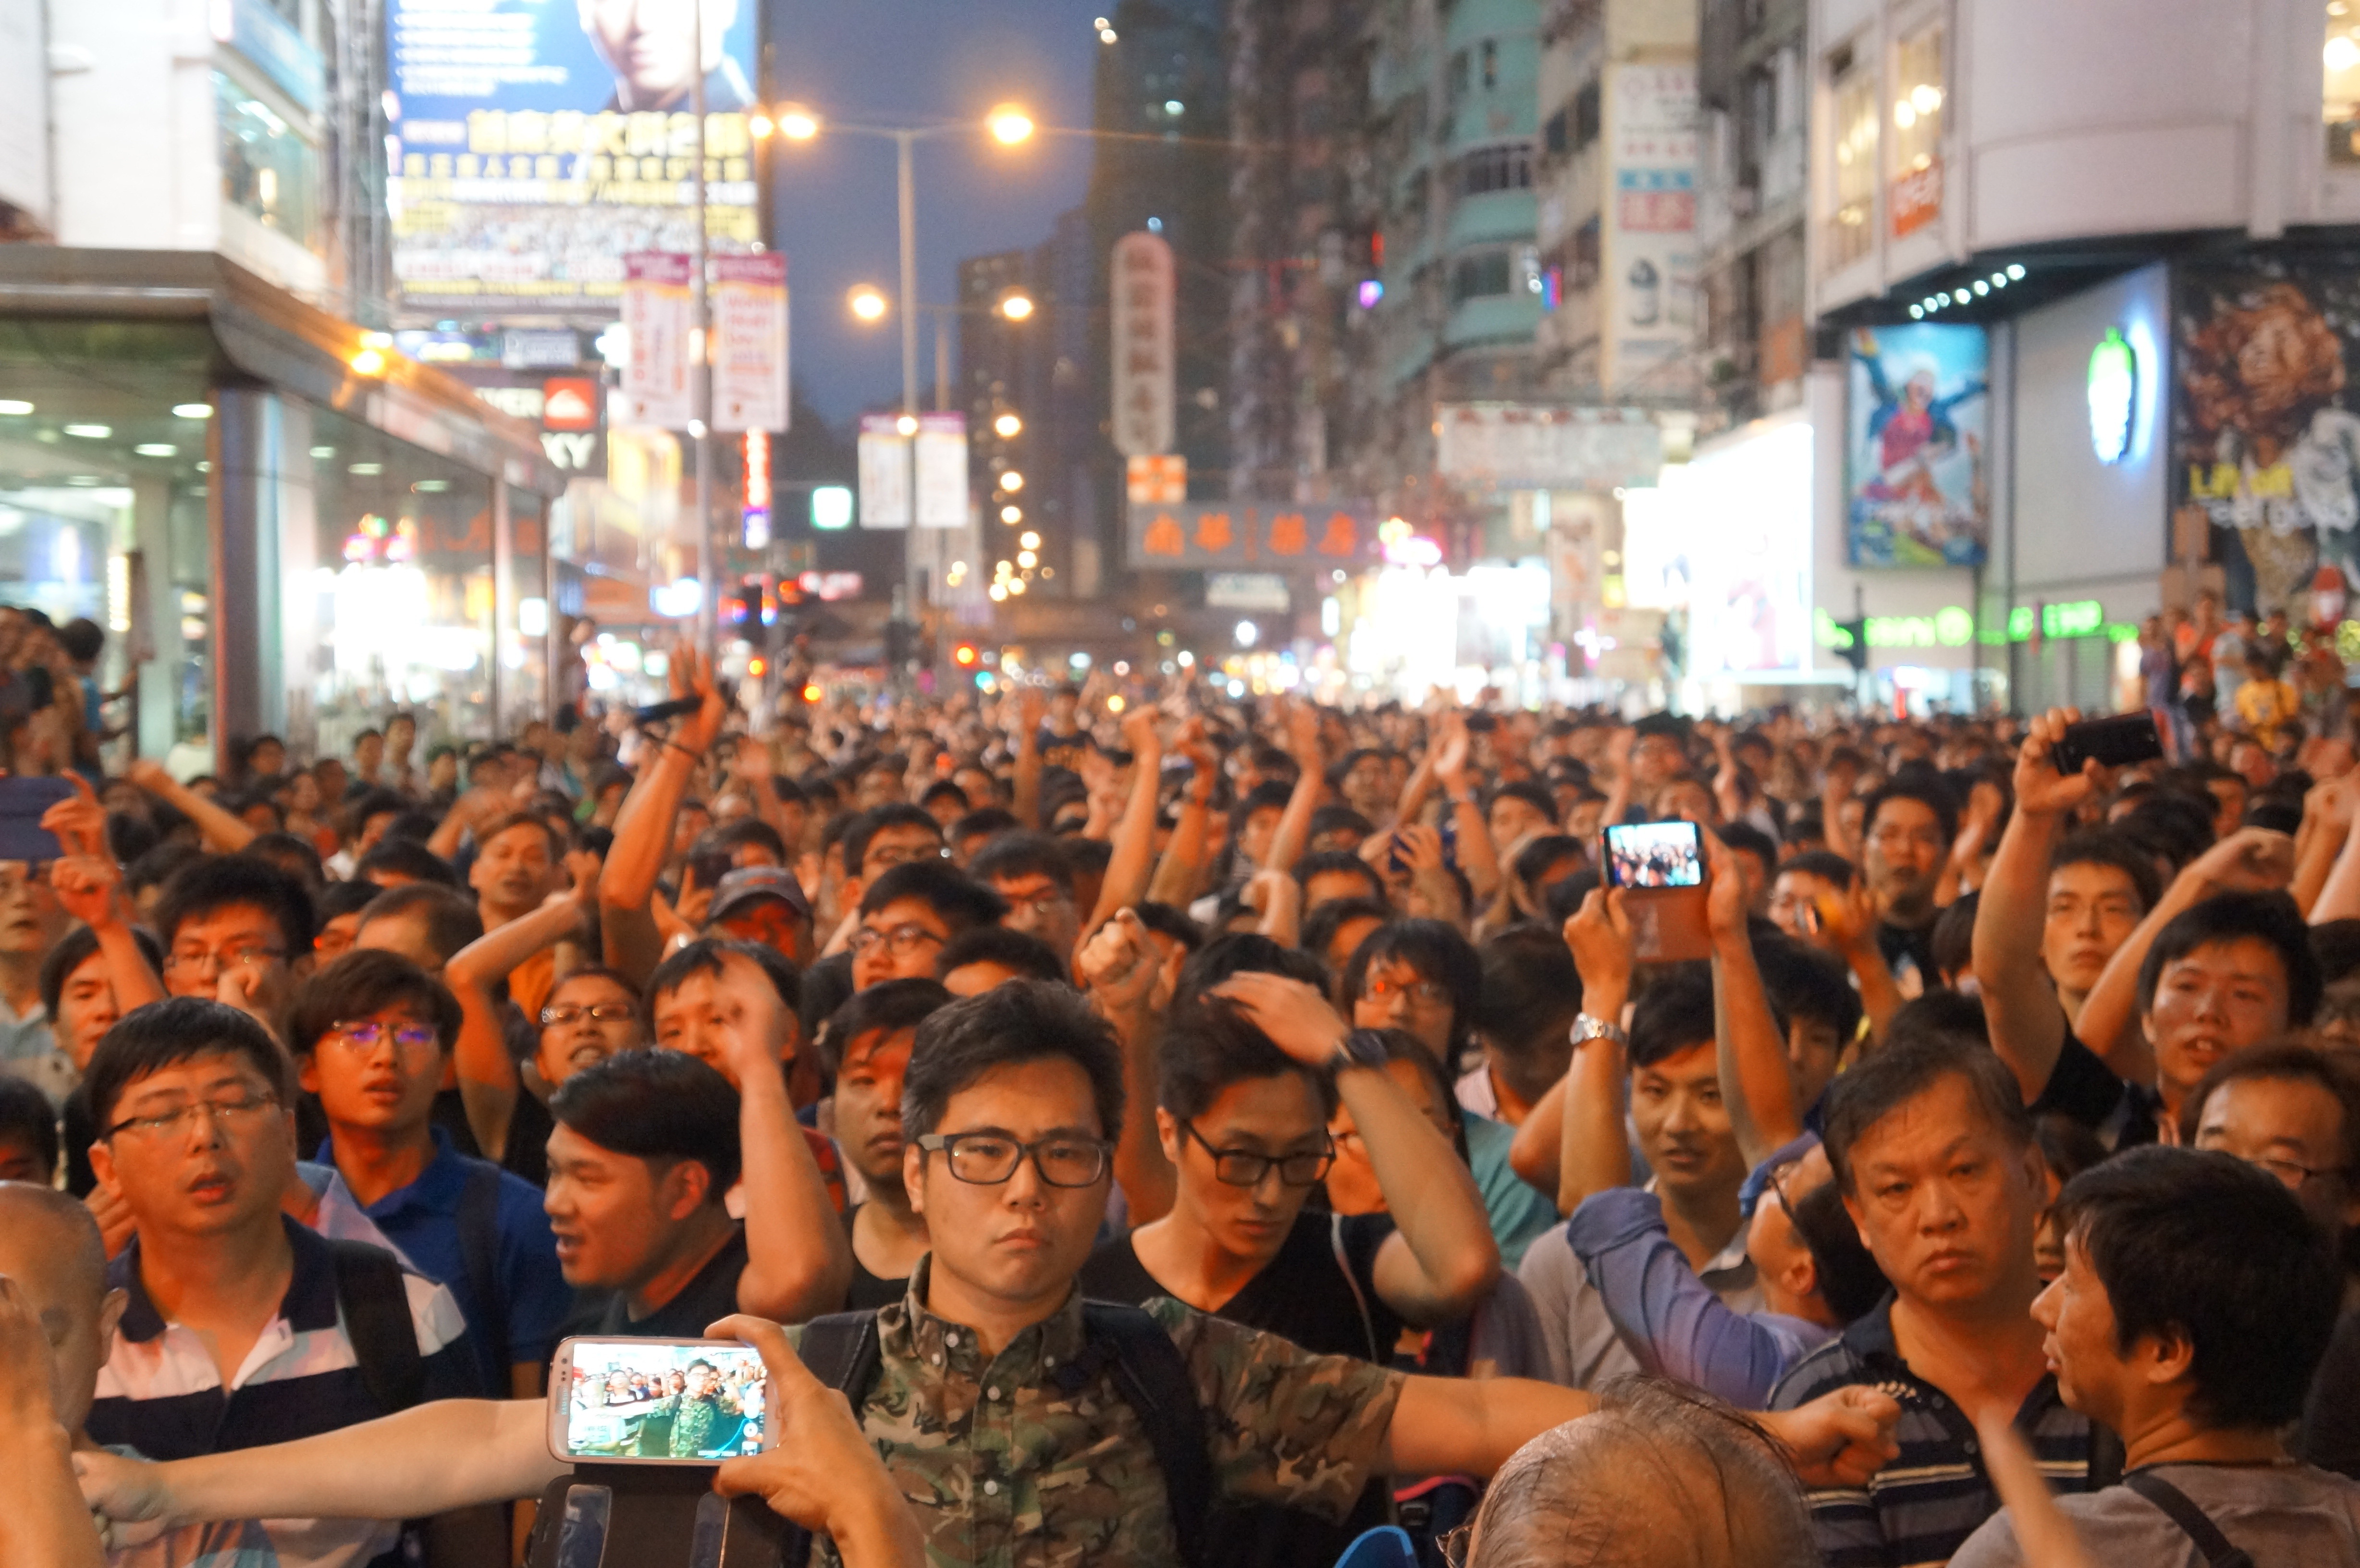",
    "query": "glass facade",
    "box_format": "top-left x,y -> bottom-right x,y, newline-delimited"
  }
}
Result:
215,71 -> 322,253
1826,55 -> 1878,271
